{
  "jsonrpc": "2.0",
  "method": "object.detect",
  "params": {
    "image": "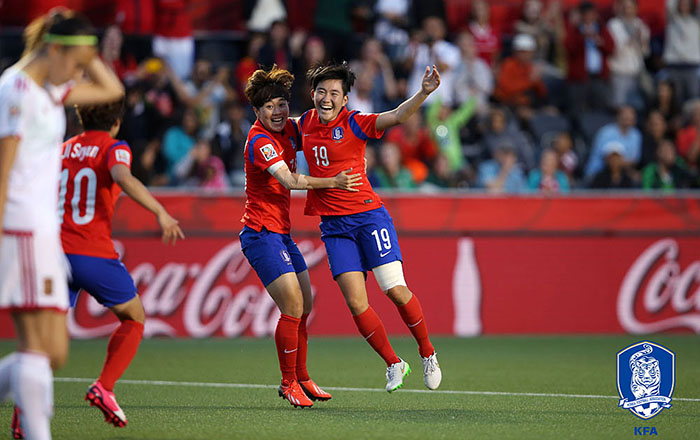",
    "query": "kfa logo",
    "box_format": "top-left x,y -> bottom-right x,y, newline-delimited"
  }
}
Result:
634,427 -> 658,436
617,341 -> 674,419
280,249 -> 292,265
332,126 -> 343,140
